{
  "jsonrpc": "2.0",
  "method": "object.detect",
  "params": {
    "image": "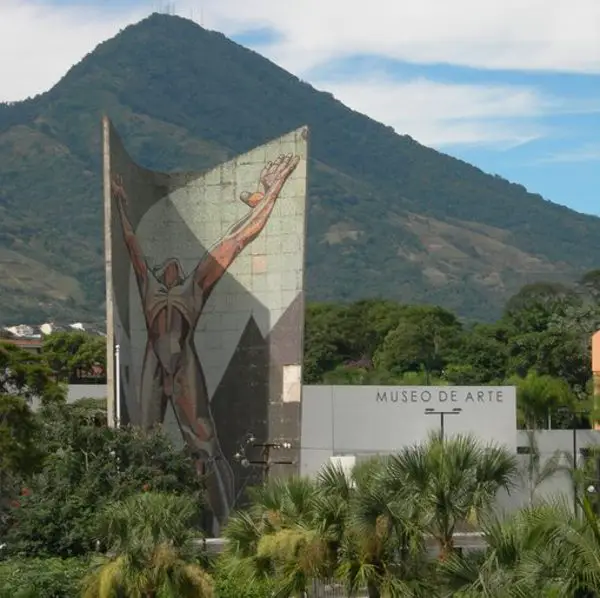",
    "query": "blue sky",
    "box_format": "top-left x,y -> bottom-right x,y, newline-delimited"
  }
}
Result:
2,0 -> 599,215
